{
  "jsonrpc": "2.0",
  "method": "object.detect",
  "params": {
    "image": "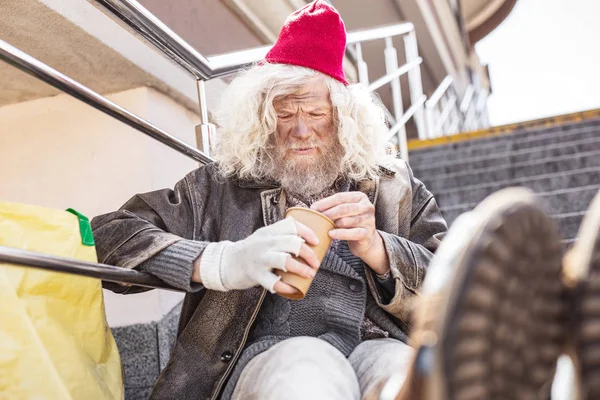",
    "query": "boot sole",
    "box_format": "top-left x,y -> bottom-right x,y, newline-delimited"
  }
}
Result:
440,188 -> 565,399
418,188 -> 565,400
569,190 -> 600,399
